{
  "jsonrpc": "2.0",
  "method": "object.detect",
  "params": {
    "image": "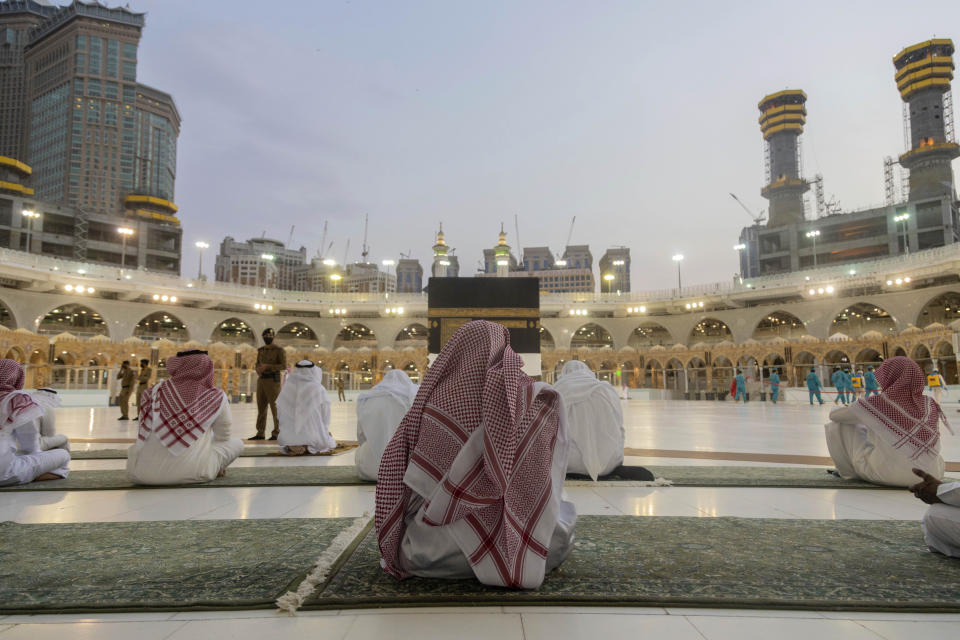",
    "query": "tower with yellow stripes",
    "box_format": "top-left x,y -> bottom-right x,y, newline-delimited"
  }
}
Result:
758,90 -> 809,228
894,39 -> 959,201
